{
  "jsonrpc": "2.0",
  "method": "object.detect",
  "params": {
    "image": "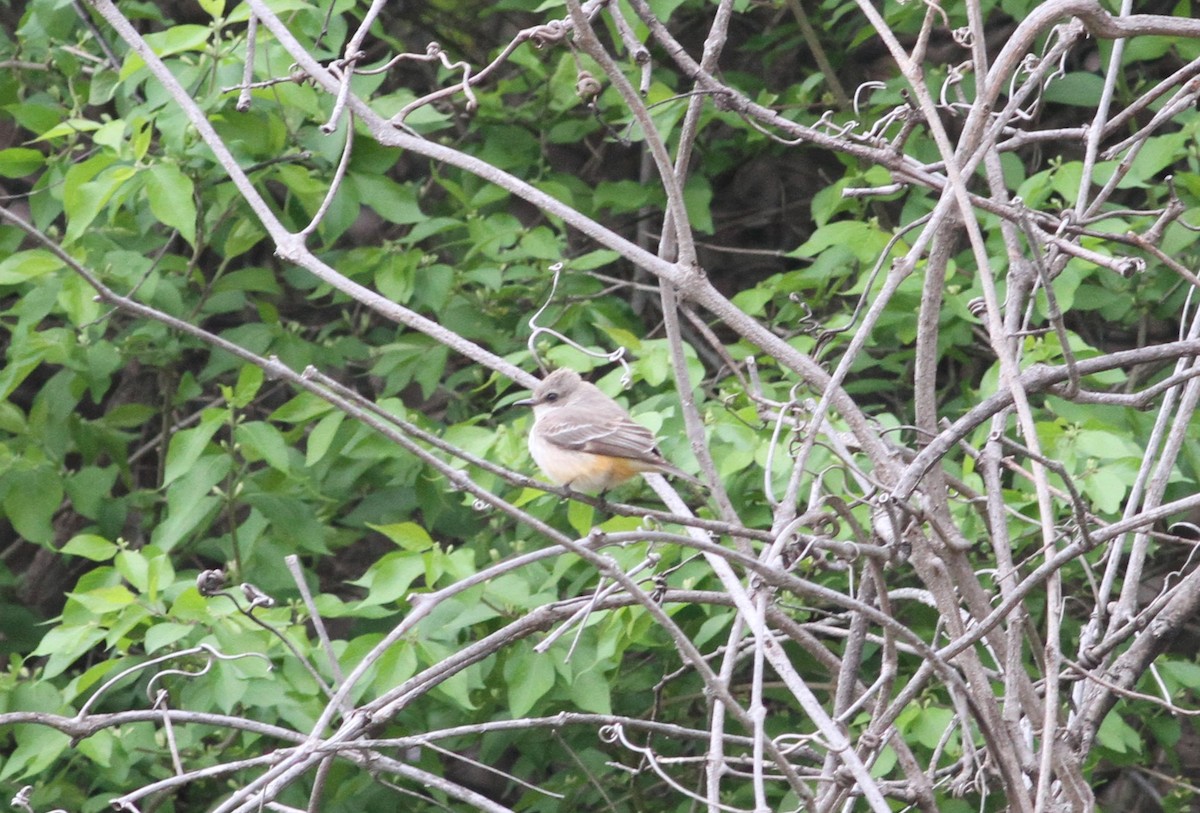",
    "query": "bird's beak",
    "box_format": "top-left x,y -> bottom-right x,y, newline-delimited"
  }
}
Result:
514,396 -> 536,407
